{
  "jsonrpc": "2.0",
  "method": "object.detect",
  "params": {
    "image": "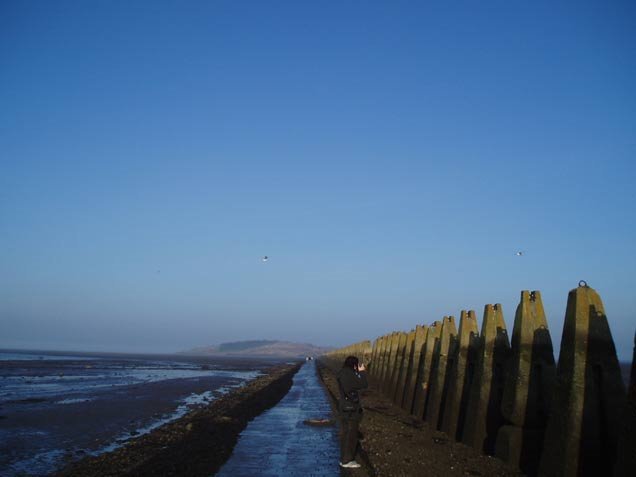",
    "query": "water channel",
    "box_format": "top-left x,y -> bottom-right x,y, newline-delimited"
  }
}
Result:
216,361 -> 339,476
